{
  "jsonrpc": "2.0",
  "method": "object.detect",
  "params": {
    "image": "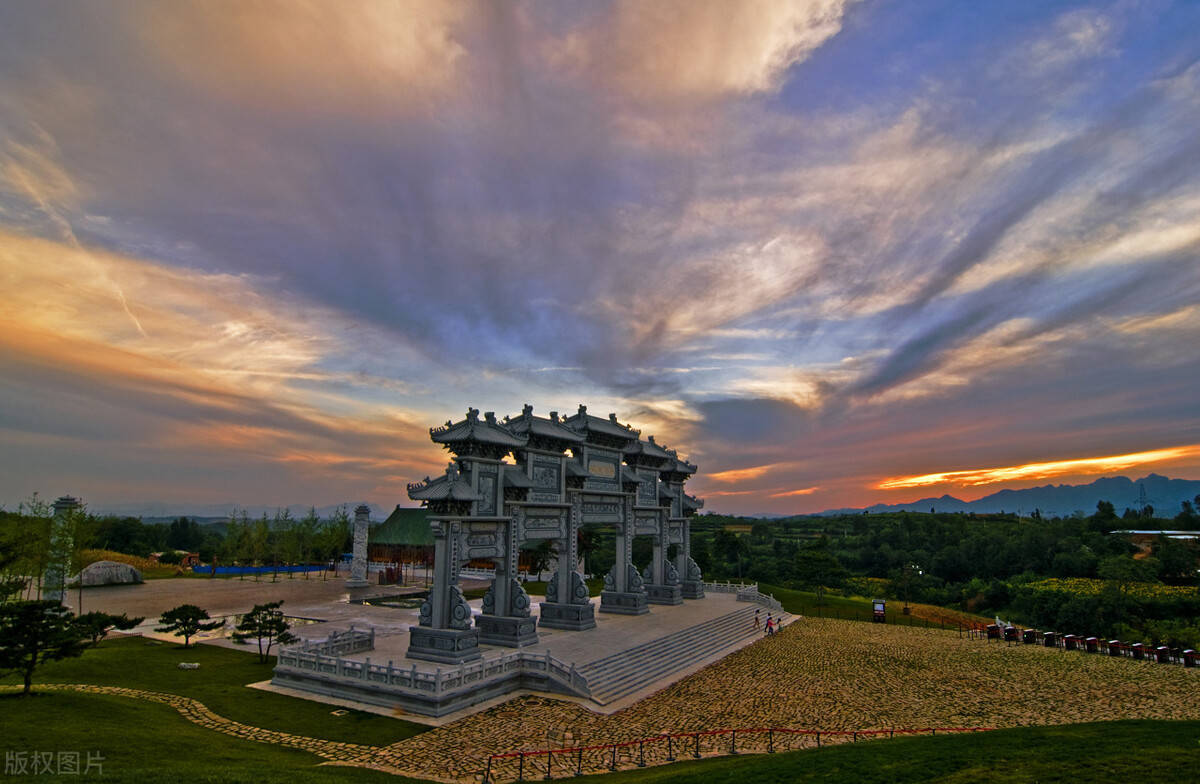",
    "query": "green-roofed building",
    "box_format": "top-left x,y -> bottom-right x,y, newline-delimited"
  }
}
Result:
368,506 -> 435,565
